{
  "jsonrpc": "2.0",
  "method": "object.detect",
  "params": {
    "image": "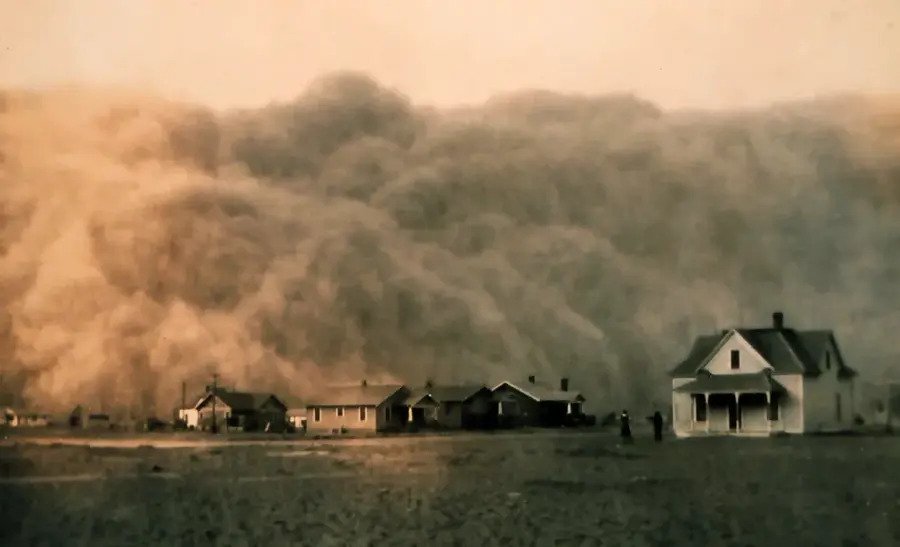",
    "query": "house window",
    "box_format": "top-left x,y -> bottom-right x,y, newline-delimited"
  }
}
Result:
768,398 -> 779,421
730,350 -> 740,370
336,407 -> 344,417
835,393 -> 842,422
825,351 -> 831,370
444,404 -> 451,416
359,406 -> 367,422
497,401 -> 503,416
694,395 -> 707,422
385,406 -> 392,422
313,408 -> 321,422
